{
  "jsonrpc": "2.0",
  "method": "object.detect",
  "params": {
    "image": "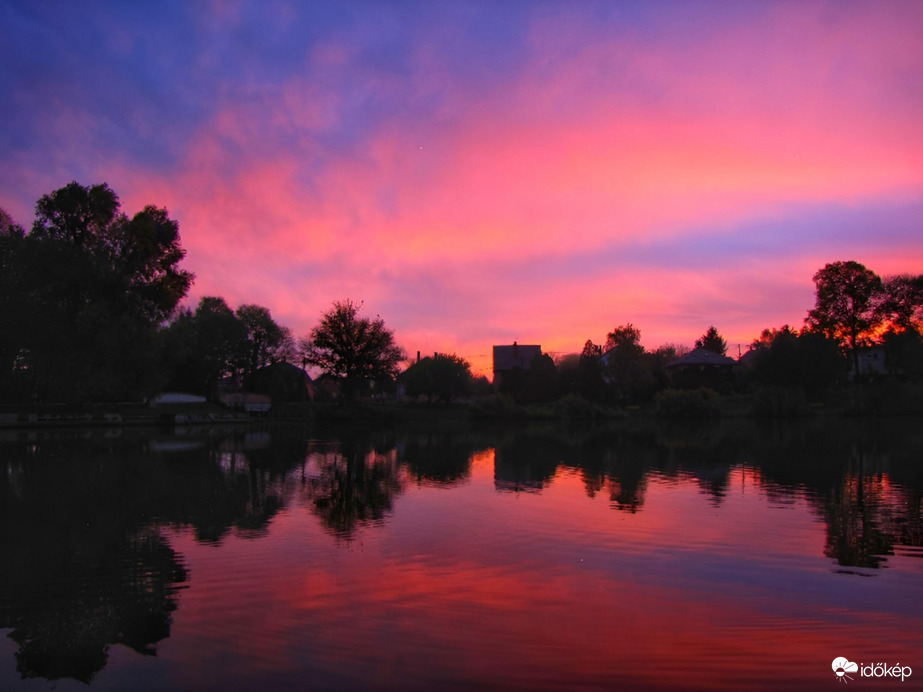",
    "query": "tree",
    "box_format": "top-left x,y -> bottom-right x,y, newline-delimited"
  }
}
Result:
1,182 -> 192,402
602,323 -> 652,402
300,300 -> 405,398
645,343 -> 687,392
163,297 -> 247,399
236,304 -> 295,377
746,325 -> 844,394
805,261 -> 883,376
881,329 -> 923,381
401,353 -> 472,403
877,274 -> 923,333
567,340 -> 604,400
695,326 -> 728,355
605,324 -> 644,357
